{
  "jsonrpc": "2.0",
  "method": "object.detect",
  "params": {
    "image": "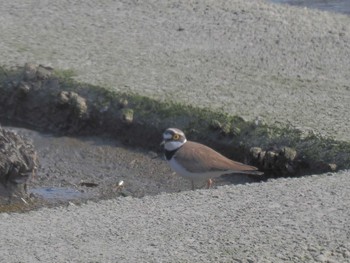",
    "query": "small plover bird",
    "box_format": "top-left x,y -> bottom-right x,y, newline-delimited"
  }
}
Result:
161,128 -> 263,190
